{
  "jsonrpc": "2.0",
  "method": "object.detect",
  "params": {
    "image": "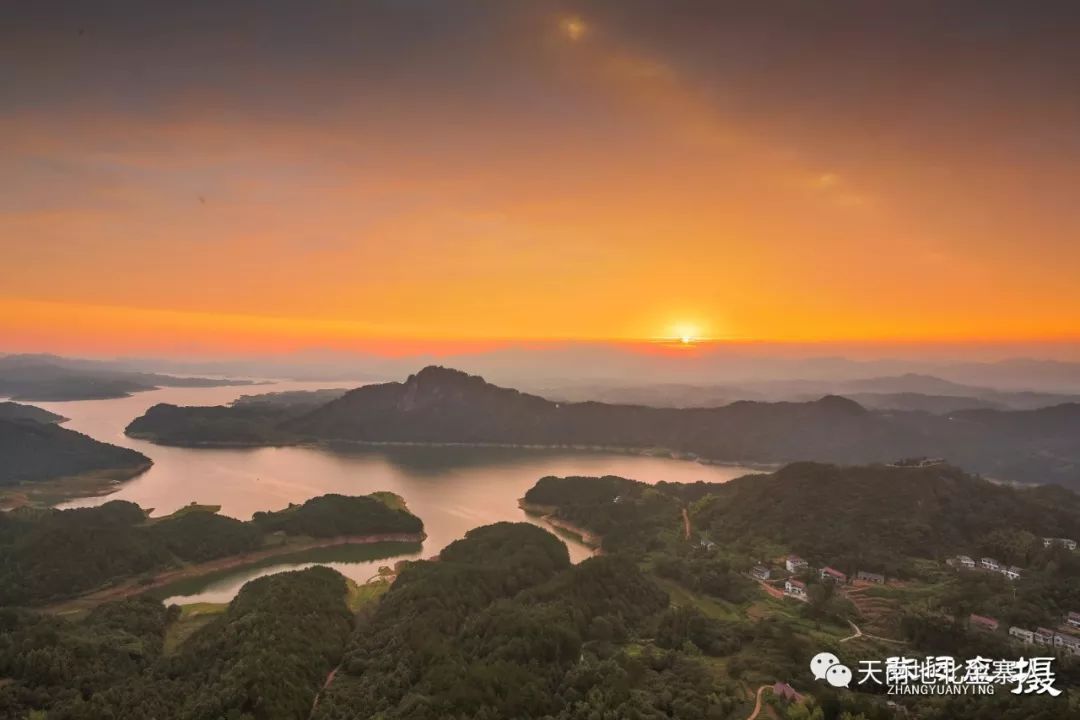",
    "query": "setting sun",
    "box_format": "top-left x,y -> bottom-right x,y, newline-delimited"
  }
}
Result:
671,323 -> 702,345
